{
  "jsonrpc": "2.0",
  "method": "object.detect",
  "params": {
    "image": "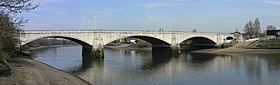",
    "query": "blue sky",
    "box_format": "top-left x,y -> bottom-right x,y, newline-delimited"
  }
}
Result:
20,0 -> 280,32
